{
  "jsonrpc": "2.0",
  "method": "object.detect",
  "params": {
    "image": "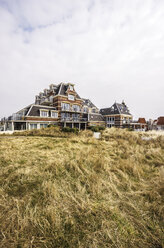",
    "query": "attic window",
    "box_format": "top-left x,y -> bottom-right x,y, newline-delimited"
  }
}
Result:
51,111 -> 58,118
68,94 -> 75,101
40,110 -> 49,117
69,85 -> 74,91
